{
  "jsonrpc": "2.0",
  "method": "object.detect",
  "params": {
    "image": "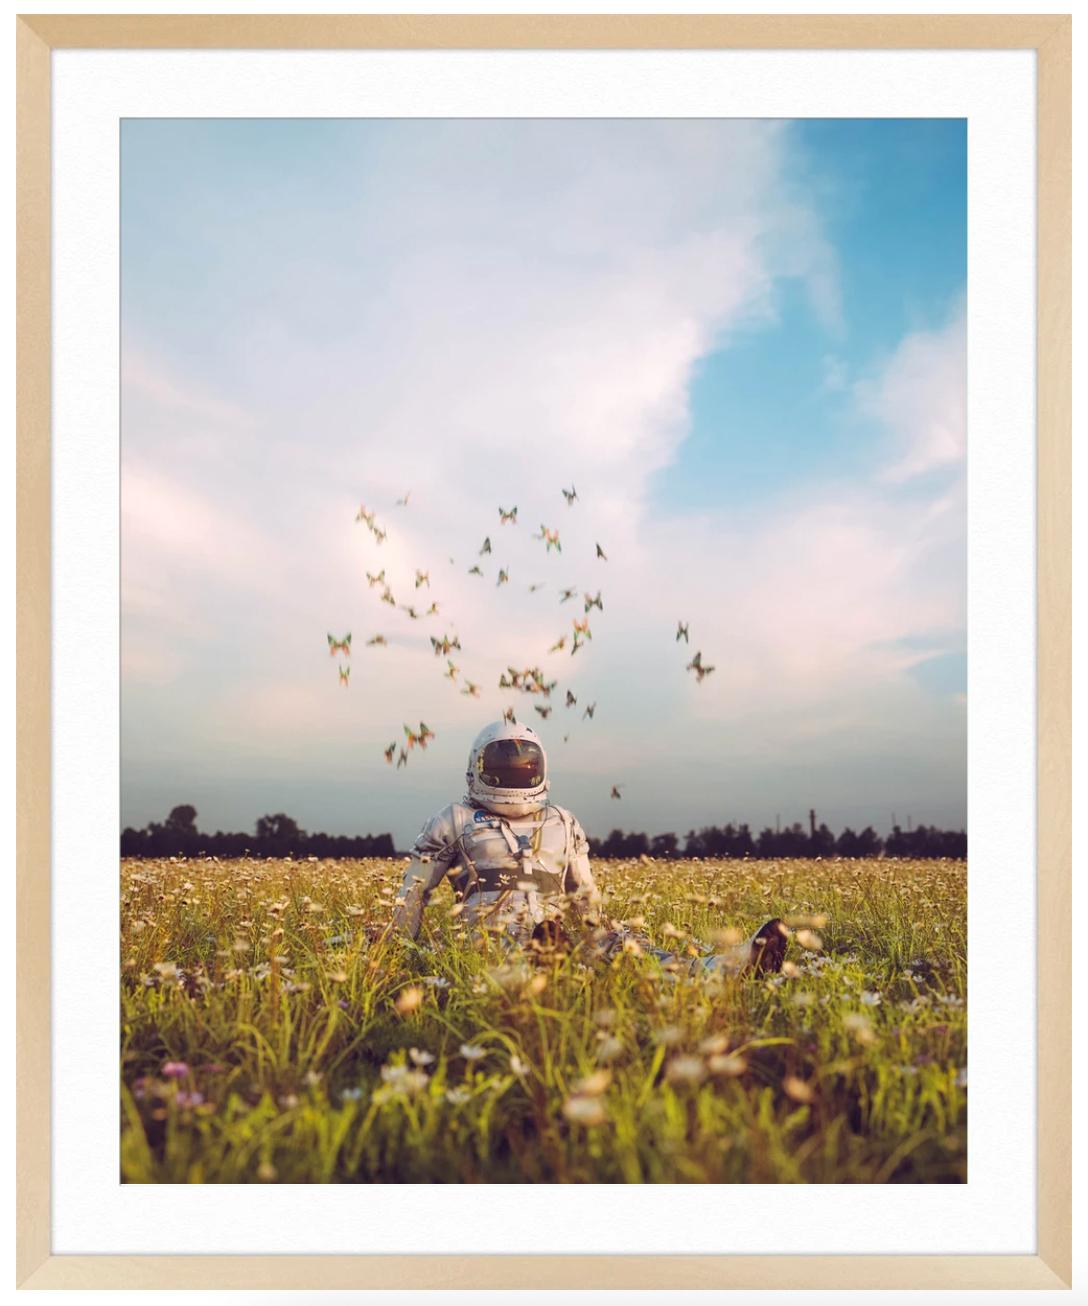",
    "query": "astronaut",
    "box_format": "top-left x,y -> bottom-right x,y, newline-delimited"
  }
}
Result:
392,719 -> 788,974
